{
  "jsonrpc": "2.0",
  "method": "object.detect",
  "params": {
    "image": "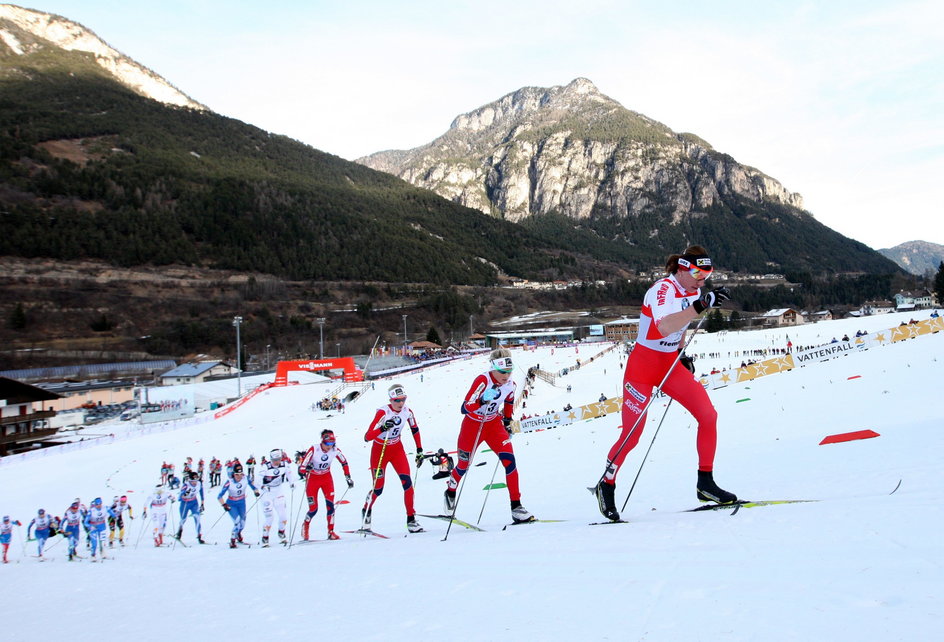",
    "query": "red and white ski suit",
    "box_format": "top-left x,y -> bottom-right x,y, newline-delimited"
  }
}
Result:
363,403 -> 423,517
447,371 -> 521,502
605,273 -> 719,483
301,444 -> 351,534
